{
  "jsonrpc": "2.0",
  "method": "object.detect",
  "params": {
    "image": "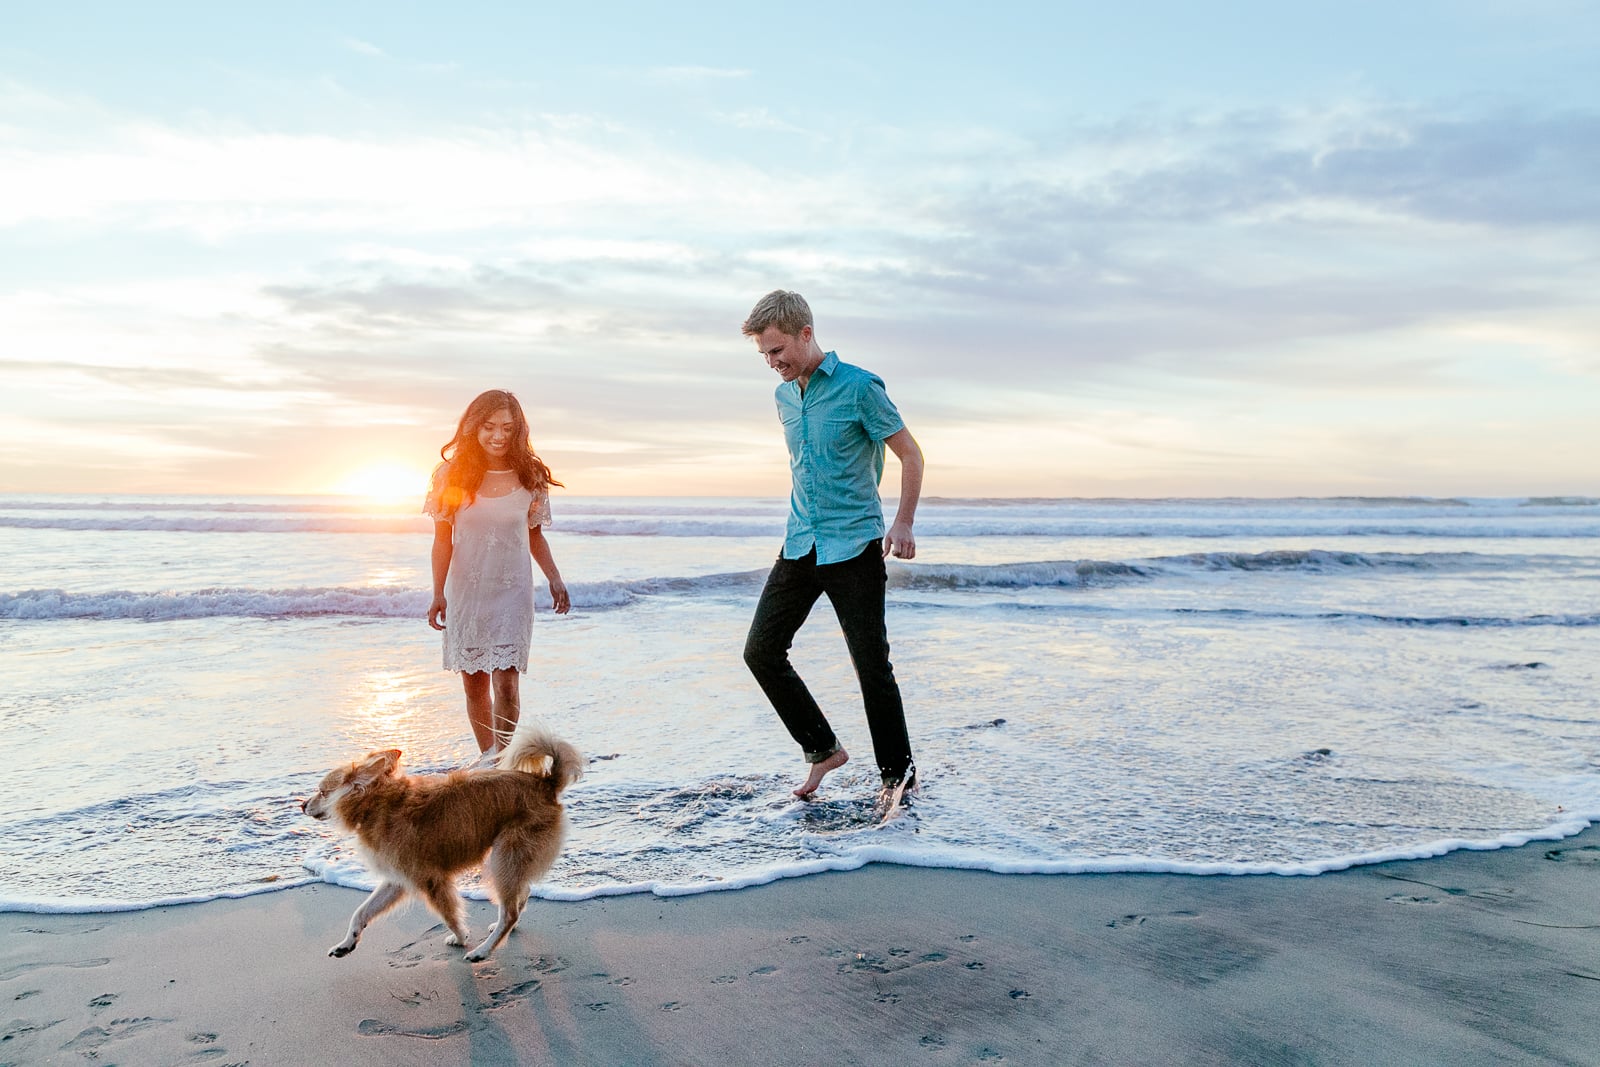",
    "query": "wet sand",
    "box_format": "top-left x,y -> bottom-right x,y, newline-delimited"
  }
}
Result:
4,826 -> 1599,1065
